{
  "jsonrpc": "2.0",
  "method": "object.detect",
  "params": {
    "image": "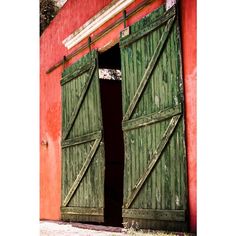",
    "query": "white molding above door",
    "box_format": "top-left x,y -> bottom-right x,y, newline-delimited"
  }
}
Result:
63,0 -> 135,49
